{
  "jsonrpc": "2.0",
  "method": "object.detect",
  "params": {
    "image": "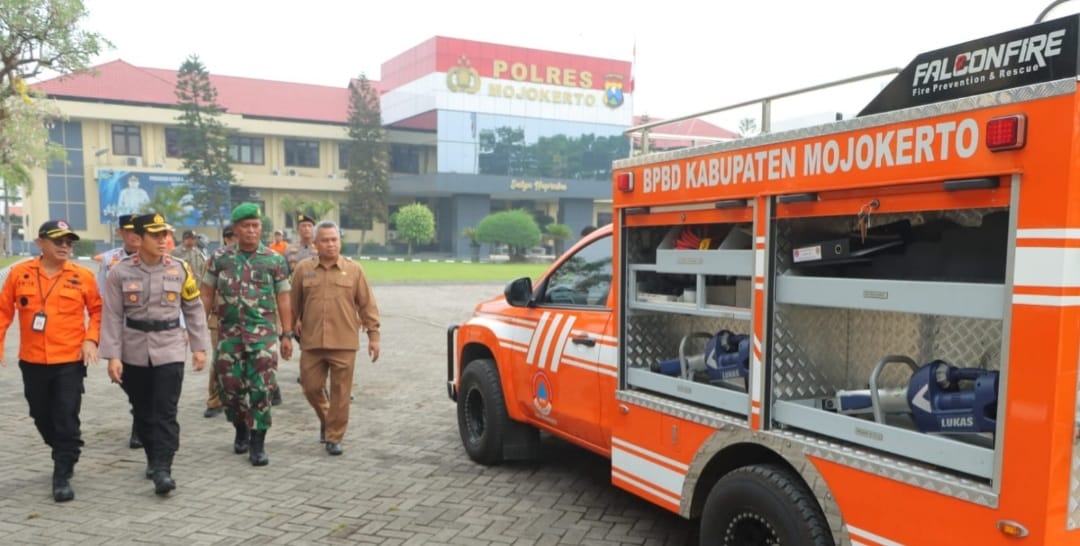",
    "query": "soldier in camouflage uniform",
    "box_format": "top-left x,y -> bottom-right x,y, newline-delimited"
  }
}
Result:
171,229 -> 207,280
200,203 -> 294,466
